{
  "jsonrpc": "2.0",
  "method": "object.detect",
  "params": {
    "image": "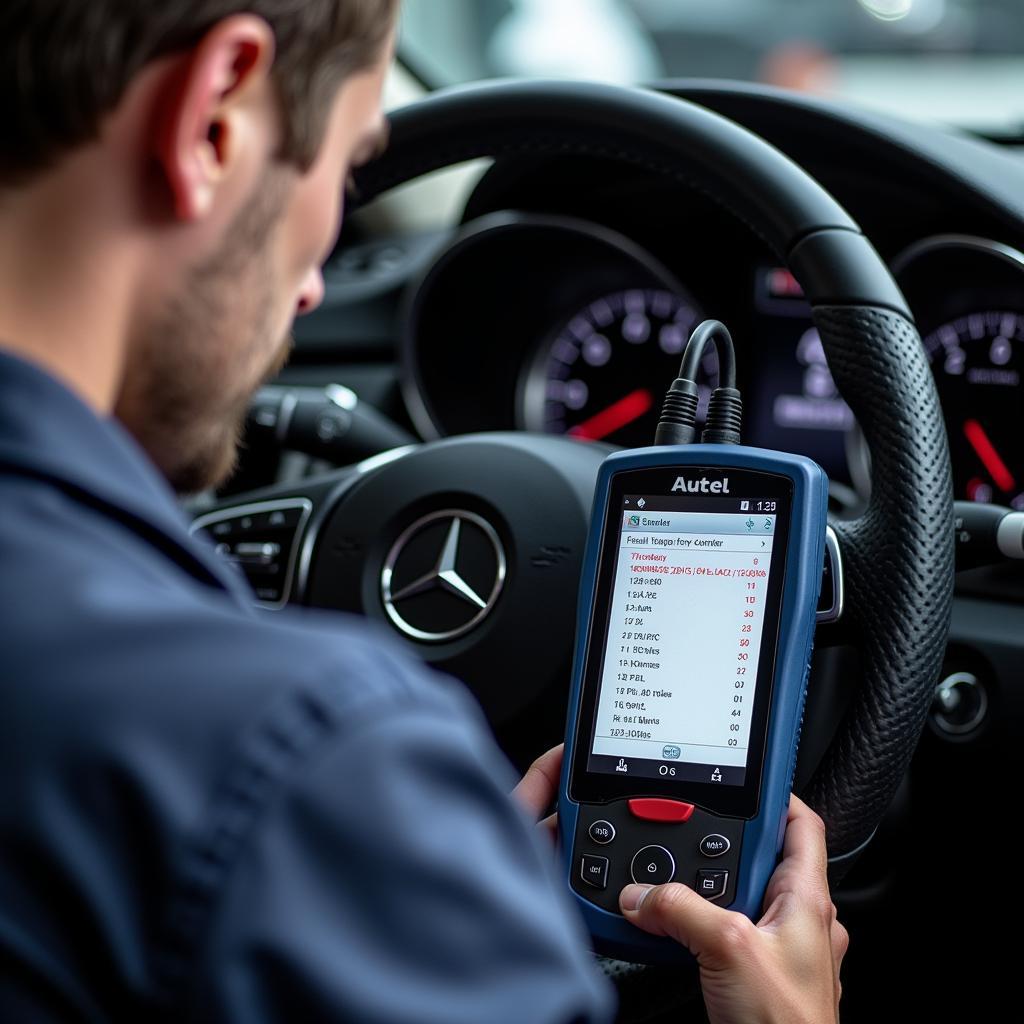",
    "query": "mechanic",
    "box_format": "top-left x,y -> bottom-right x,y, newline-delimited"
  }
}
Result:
0,2 -> 847,1022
